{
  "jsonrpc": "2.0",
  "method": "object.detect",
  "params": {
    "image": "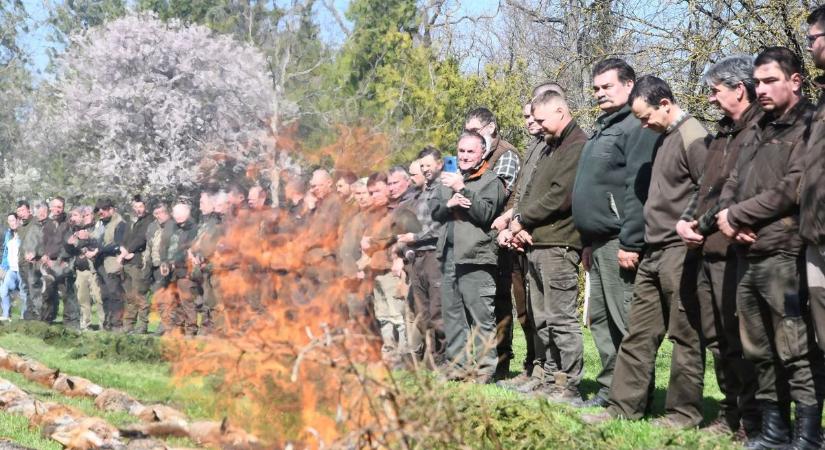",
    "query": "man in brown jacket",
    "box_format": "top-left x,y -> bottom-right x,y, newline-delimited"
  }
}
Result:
802,5 -> 825,357
677,56 -> 761,438
41,197 -> 78,326
495,82 -> 566,389
507,90 -> 586,401
717,47 -> 823,450
361,173 -> 420,365
584,75 -> 708,427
